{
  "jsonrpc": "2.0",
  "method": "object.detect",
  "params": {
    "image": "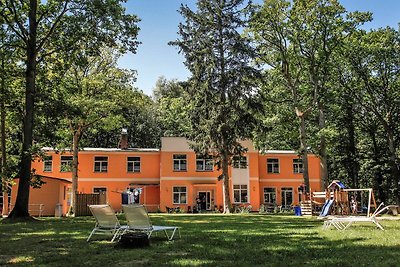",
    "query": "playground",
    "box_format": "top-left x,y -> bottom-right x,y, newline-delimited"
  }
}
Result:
1,214 -> 400,266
